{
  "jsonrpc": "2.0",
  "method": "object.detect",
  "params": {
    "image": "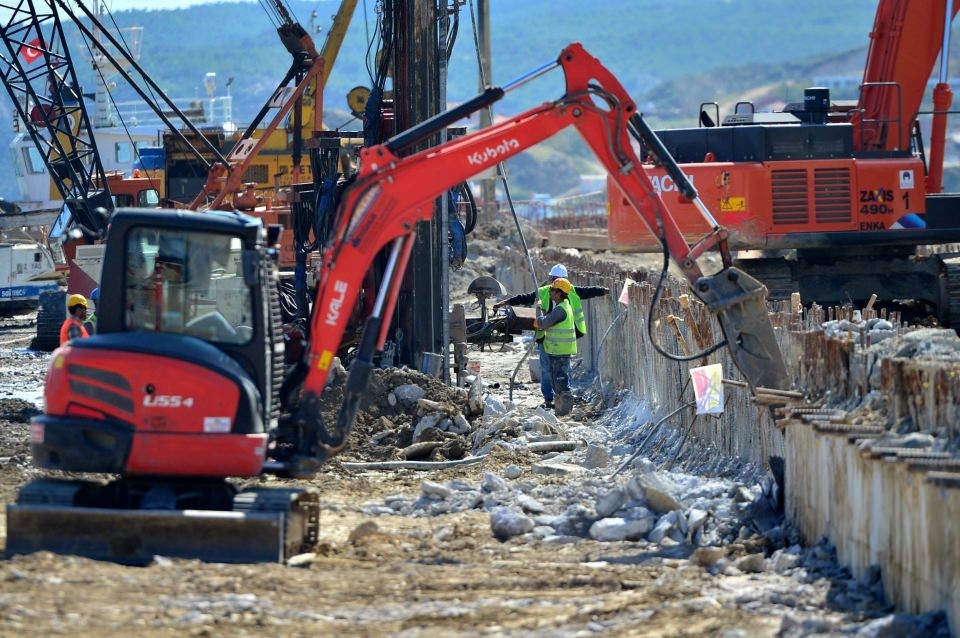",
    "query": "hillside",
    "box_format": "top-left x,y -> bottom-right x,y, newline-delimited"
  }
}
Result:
0,0 -> 895,200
